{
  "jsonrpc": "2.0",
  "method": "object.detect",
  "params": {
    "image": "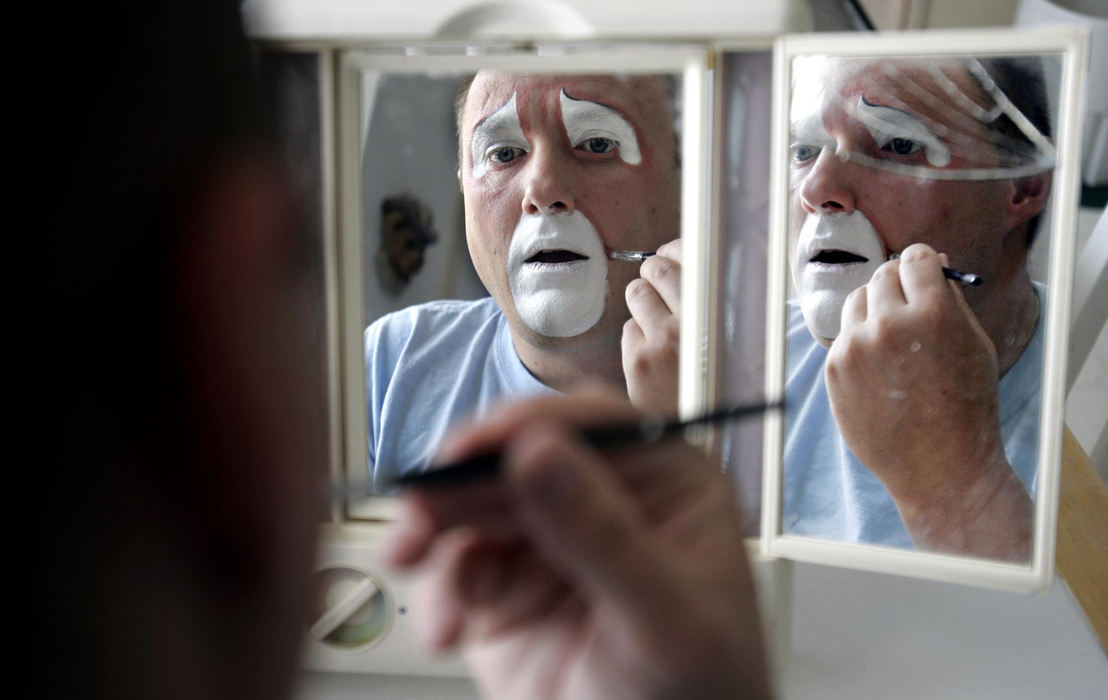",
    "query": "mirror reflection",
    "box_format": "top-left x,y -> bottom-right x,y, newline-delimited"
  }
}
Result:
363,69 -> 683,492
782,53 -> 1061,562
